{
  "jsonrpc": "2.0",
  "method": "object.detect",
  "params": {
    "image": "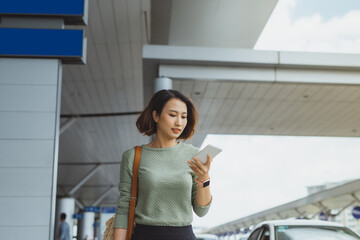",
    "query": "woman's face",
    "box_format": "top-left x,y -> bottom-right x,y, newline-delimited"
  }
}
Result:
153,98 -> 188,140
